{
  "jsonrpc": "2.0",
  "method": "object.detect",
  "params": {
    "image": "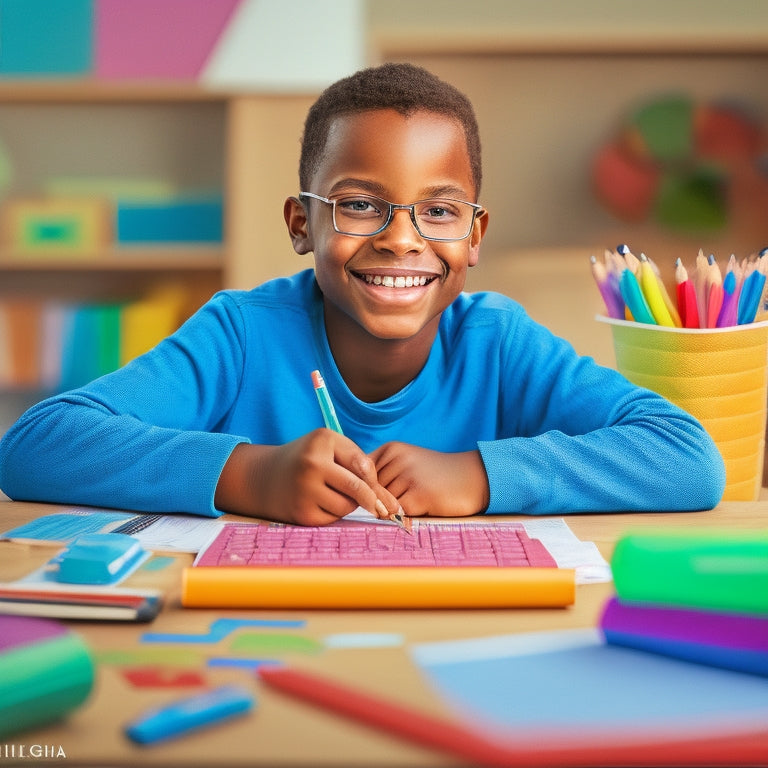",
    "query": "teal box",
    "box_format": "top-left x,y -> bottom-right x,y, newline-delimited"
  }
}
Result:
0,0 -> 93,76
116,196 -> 223,244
